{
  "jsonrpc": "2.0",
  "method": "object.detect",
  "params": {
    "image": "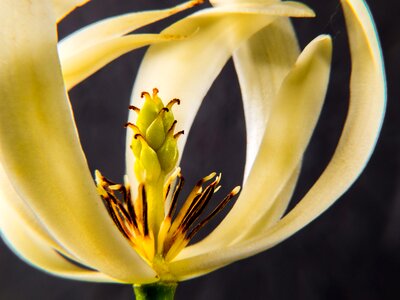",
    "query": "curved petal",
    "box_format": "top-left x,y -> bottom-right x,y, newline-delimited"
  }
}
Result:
61,33 -> 188,90
171,0 -> 385,278
0,161 -> 100,268
59,0 -> 202,89
127,1 -> 314,194
0,162 -> 64,253
0,1 -> 155,283
233,18 -> 300,182
211,0 -> 280,5
0,202 -> 117,283
178,34 -> 332,259
238,164 -> 301,240
52,0 -> 90,22
58,0 -> 201,62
